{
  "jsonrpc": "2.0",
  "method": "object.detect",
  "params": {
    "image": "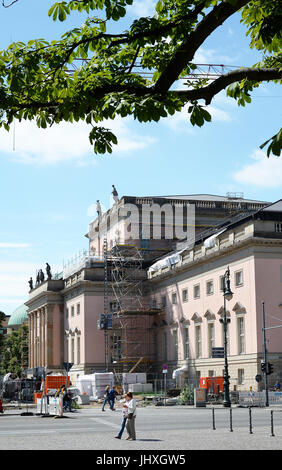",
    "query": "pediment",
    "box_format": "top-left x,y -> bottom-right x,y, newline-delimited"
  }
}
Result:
232,302 -> 246,314
217,306 -> 230,317
204,309 -> 216,320
191,312 -> 202,322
